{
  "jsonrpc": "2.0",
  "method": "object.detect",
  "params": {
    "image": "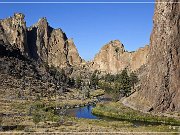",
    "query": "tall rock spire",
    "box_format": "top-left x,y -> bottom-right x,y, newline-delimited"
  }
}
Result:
0,13 -> 27,54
